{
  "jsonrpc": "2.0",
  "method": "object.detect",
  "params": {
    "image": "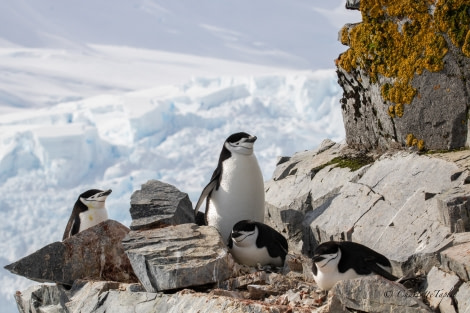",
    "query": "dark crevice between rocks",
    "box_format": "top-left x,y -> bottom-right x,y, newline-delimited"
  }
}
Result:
274,161 -> 300,181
